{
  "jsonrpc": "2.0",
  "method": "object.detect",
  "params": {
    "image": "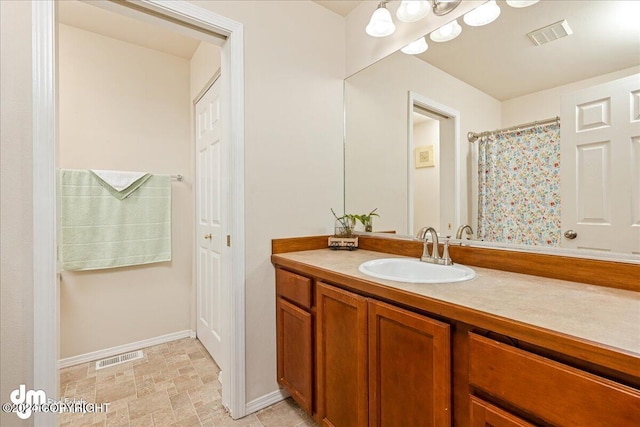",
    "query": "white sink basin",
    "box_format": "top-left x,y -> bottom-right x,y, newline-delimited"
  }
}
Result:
358,258 -> 476,284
